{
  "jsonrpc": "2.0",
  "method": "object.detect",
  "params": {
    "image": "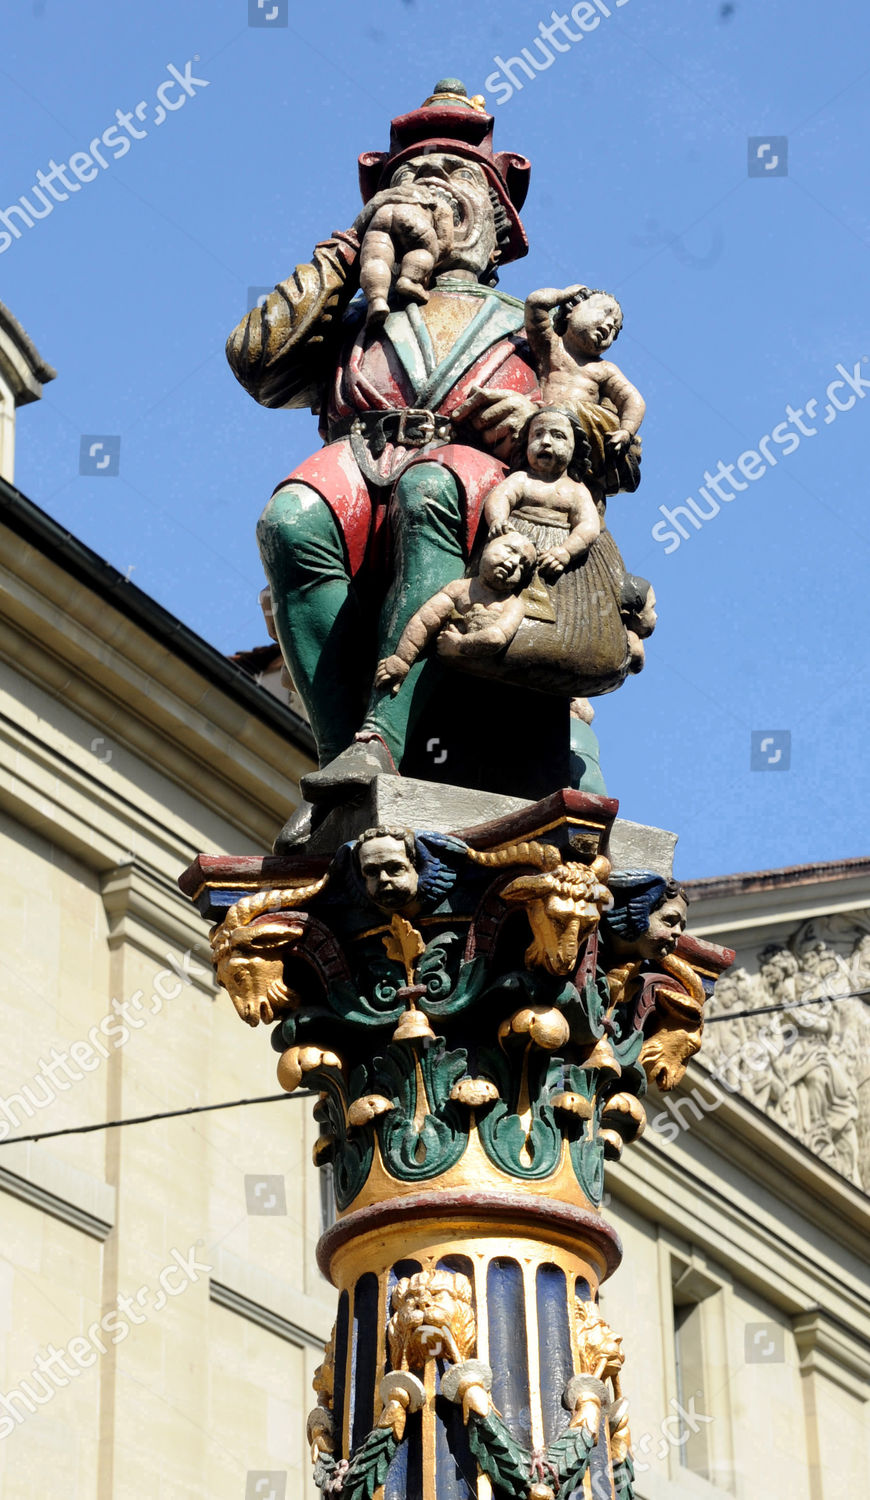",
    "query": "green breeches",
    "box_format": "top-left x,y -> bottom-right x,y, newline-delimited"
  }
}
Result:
257,463 -> 466,767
